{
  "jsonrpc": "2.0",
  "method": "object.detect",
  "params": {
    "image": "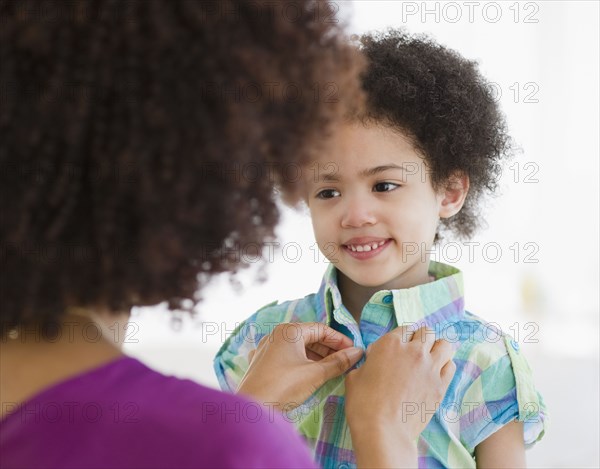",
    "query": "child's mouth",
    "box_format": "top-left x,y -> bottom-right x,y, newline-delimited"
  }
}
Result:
342,238 -> 391,260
